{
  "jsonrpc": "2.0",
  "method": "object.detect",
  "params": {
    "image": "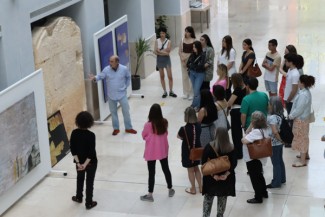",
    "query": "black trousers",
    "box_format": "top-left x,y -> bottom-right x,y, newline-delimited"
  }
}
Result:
147,157 -> 172,193
230,108 -> 243,158
285,101 -> 293,128
76,163 -> 97,204
246,160 -> 267,201
201,81 -> 210,91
